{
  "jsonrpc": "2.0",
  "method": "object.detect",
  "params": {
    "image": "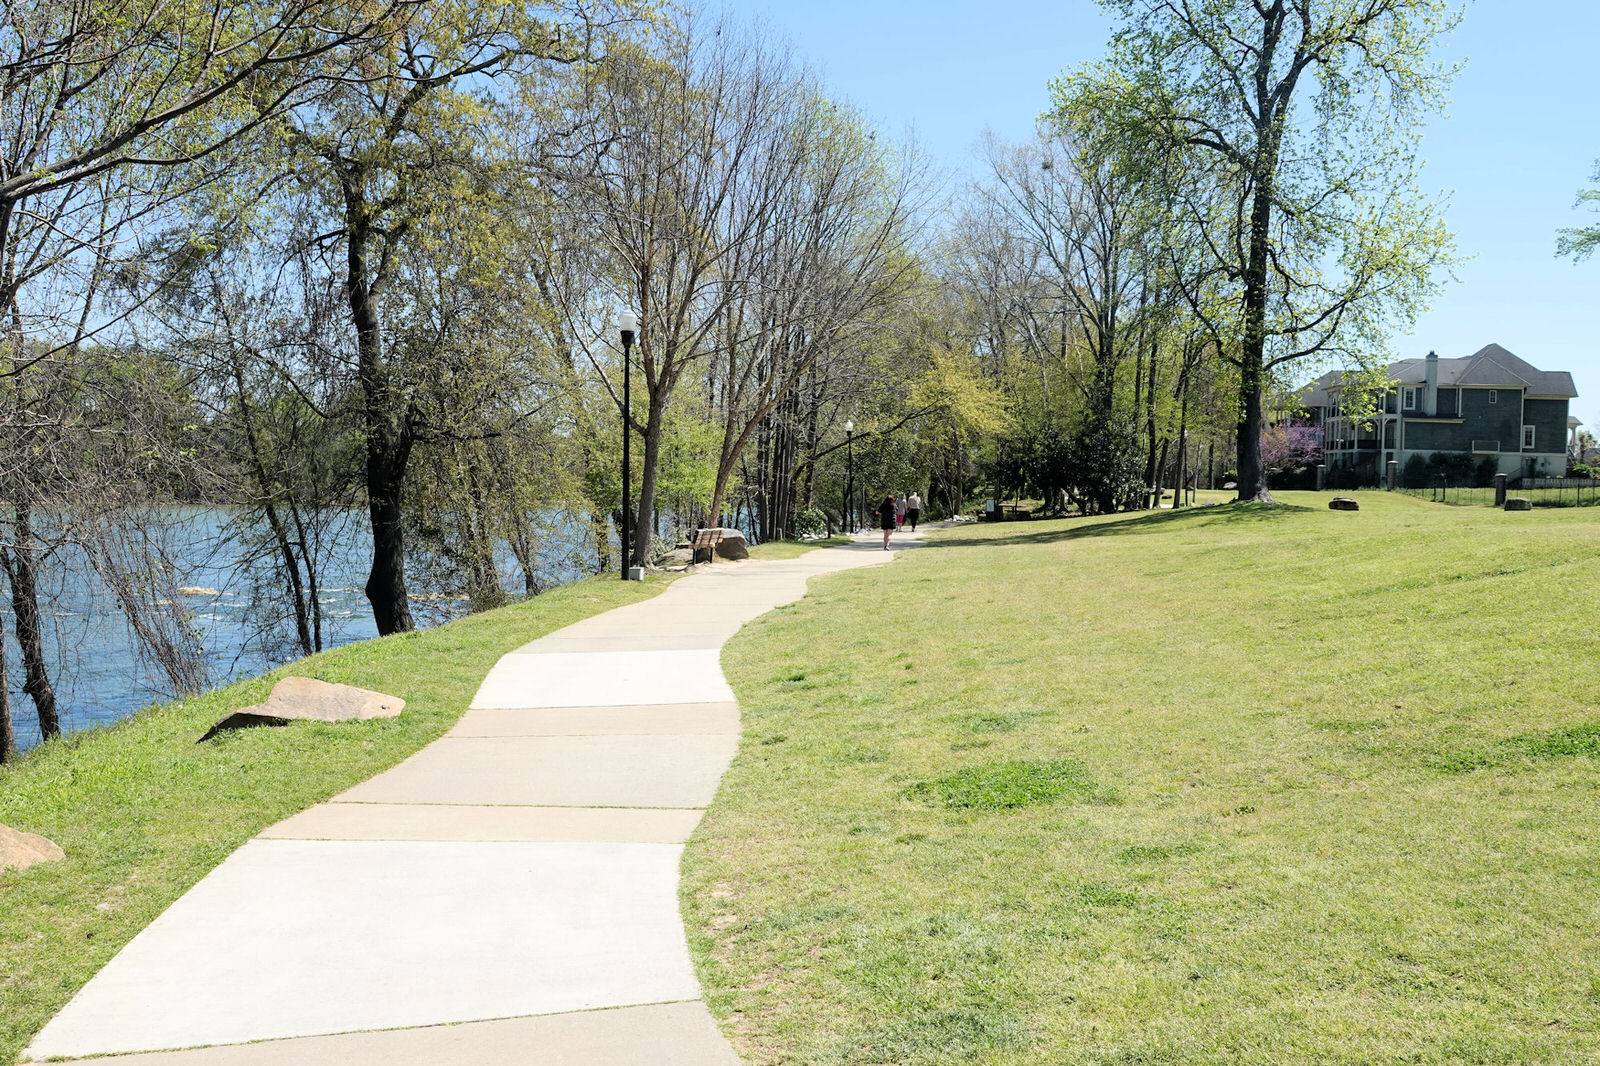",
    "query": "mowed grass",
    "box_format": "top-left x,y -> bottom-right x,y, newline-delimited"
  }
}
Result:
685,492 -> 1600,1065
0,573 -> 673,1065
